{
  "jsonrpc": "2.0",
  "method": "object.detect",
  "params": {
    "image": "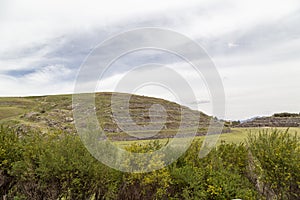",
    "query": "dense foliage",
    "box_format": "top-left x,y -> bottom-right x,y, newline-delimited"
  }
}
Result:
0,126 -> 299,199
273,112 -> 300,118
247,129 -> 300,199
